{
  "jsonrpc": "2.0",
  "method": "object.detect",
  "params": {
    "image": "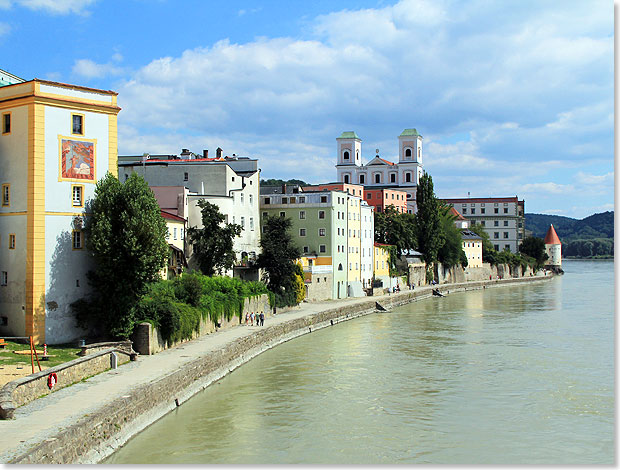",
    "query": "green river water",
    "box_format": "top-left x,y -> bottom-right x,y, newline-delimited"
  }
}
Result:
105,259 -> 614,464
